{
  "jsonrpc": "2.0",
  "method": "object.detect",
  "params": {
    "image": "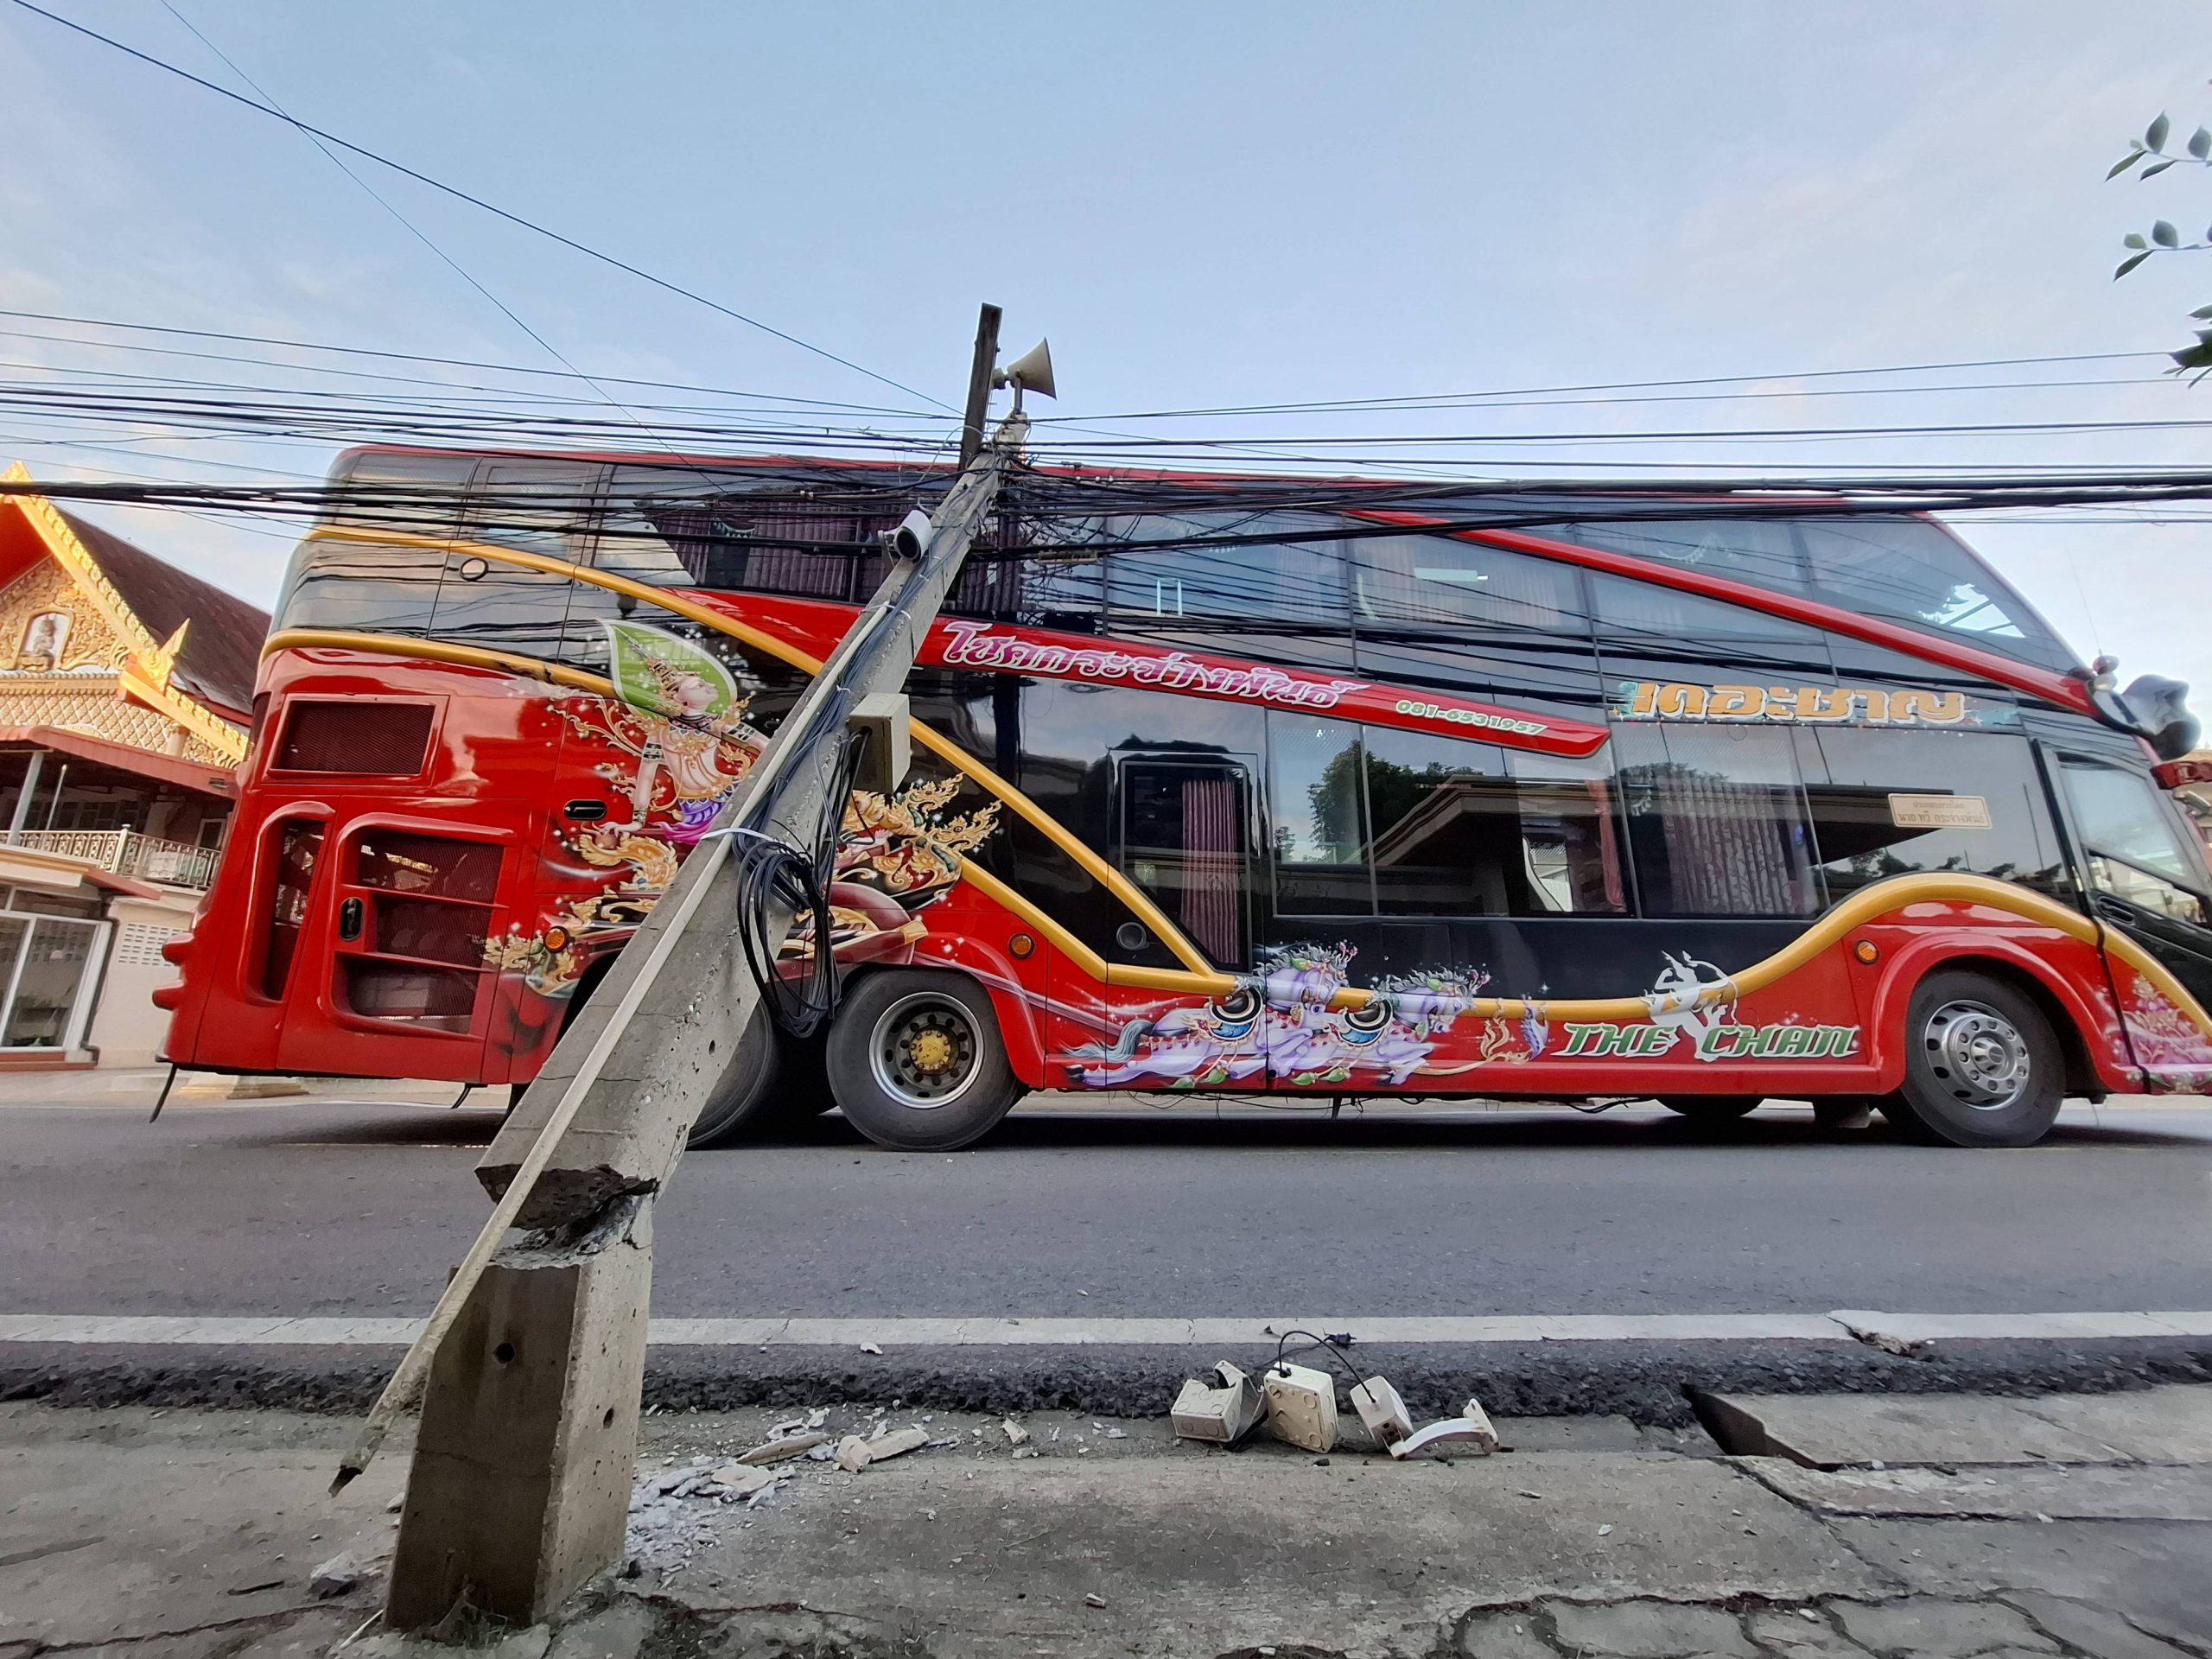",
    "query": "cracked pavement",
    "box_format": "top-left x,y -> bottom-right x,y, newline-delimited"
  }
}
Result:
3,1388 -> 2207,1658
